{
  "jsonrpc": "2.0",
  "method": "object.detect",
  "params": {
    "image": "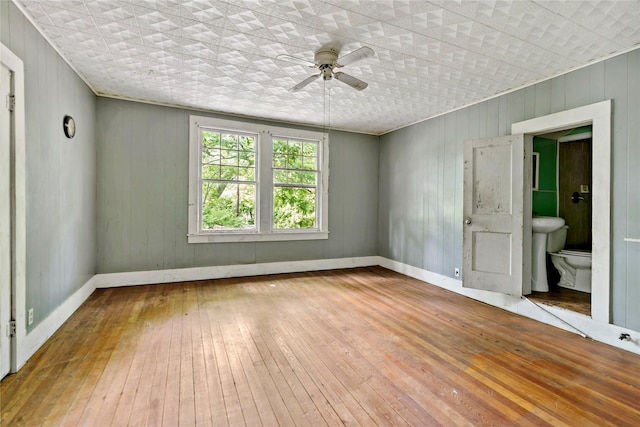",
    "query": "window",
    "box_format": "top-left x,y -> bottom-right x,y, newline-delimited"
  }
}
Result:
189,116 -> 329,243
